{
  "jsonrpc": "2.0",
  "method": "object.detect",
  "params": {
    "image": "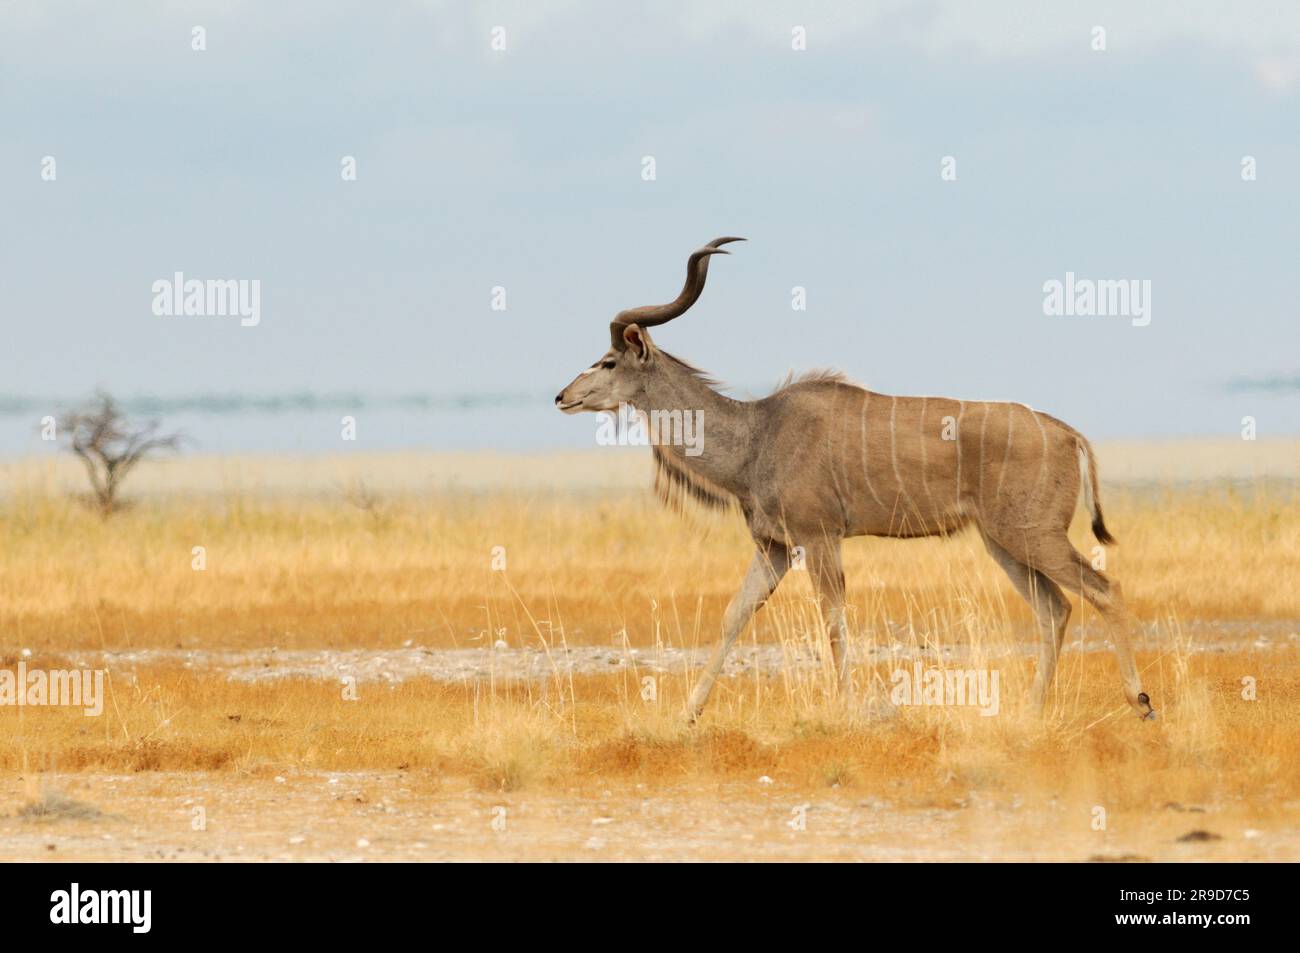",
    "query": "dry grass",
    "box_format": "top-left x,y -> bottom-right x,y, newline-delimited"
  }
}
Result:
1,452 -> 1297,653
14,790 -> 104,821
1,652 -> 1297,813
1,446 -> 1298,848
